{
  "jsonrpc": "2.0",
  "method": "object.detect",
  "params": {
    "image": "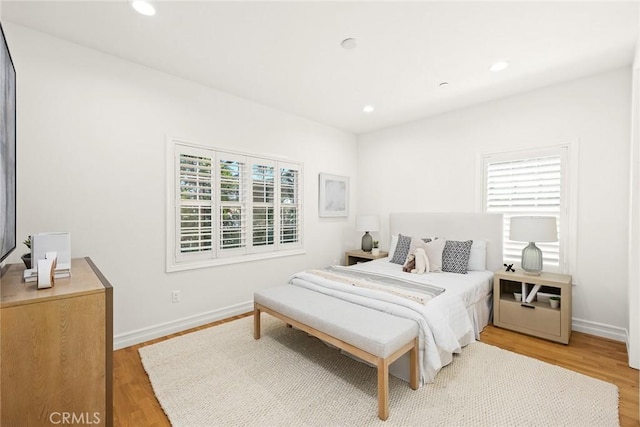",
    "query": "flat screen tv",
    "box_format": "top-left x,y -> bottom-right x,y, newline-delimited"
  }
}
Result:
0,21 -> 16,263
